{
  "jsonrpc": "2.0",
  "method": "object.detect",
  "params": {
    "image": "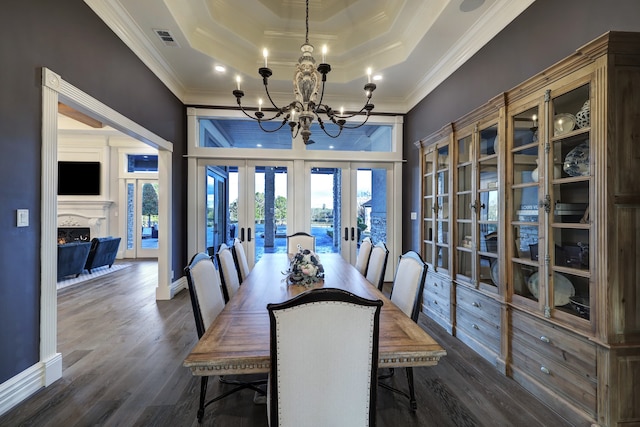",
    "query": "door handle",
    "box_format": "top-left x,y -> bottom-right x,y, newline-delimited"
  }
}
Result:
247,228 -> 252,242
351,227 -> 355,241
344,227 -> 349,241
240,227 -> 245,241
